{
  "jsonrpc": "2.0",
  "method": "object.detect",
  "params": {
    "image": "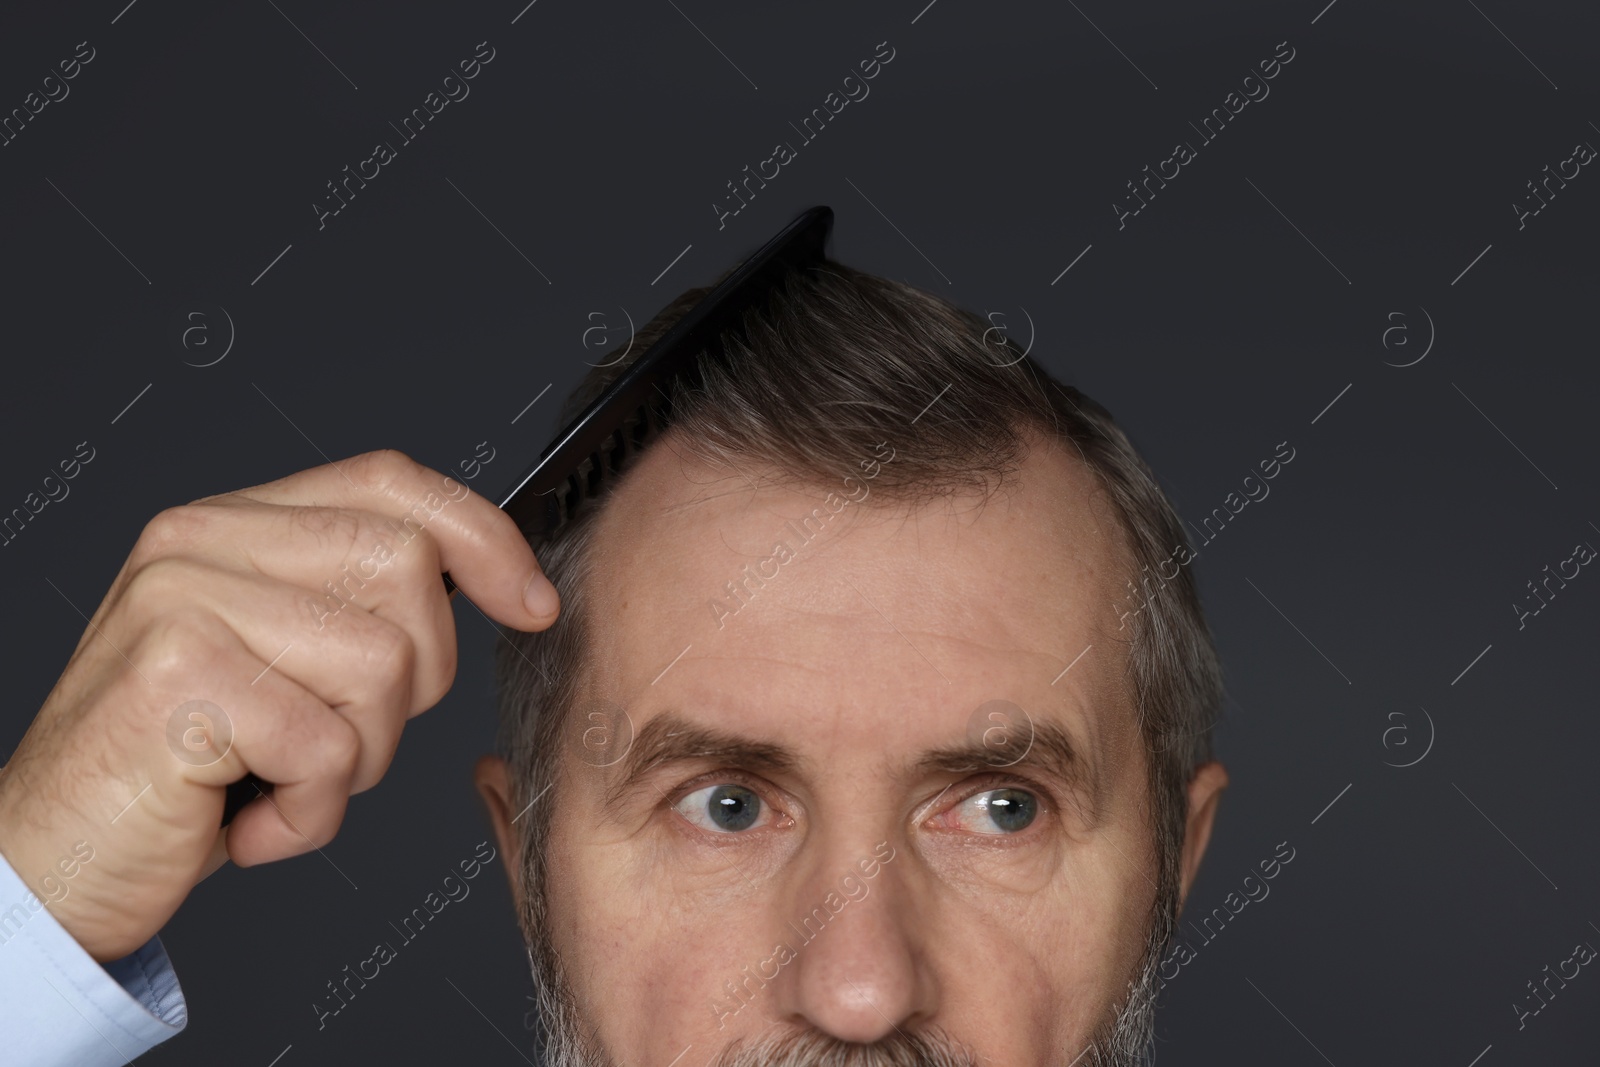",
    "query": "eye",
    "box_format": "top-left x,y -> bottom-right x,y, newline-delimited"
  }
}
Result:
948,788 -> 1039,834
674,783 -> 771,834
